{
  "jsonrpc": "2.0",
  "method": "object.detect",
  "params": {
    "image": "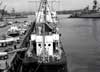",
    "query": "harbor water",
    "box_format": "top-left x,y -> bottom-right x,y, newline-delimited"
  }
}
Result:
0,15 -> 99,72
59,15 -> 99,72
